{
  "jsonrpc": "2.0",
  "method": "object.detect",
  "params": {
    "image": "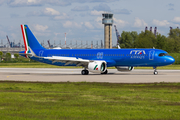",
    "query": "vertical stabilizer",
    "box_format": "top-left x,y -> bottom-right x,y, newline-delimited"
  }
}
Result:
21,25 -> 45,51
